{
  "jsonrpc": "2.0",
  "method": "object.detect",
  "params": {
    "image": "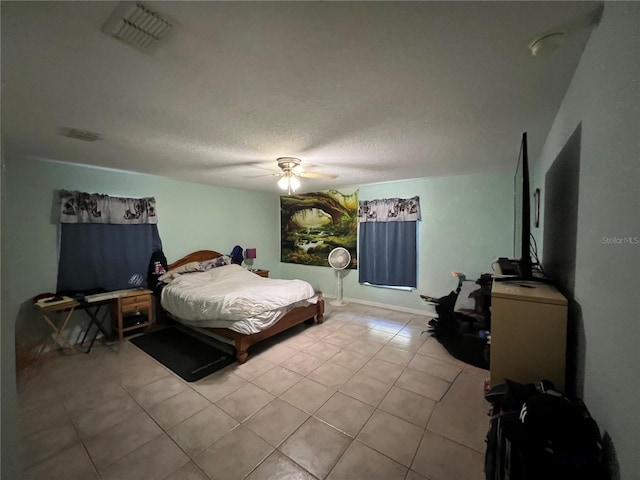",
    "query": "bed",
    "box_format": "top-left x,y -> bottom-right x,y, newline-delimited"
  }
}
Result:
159,250 -> 324,364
